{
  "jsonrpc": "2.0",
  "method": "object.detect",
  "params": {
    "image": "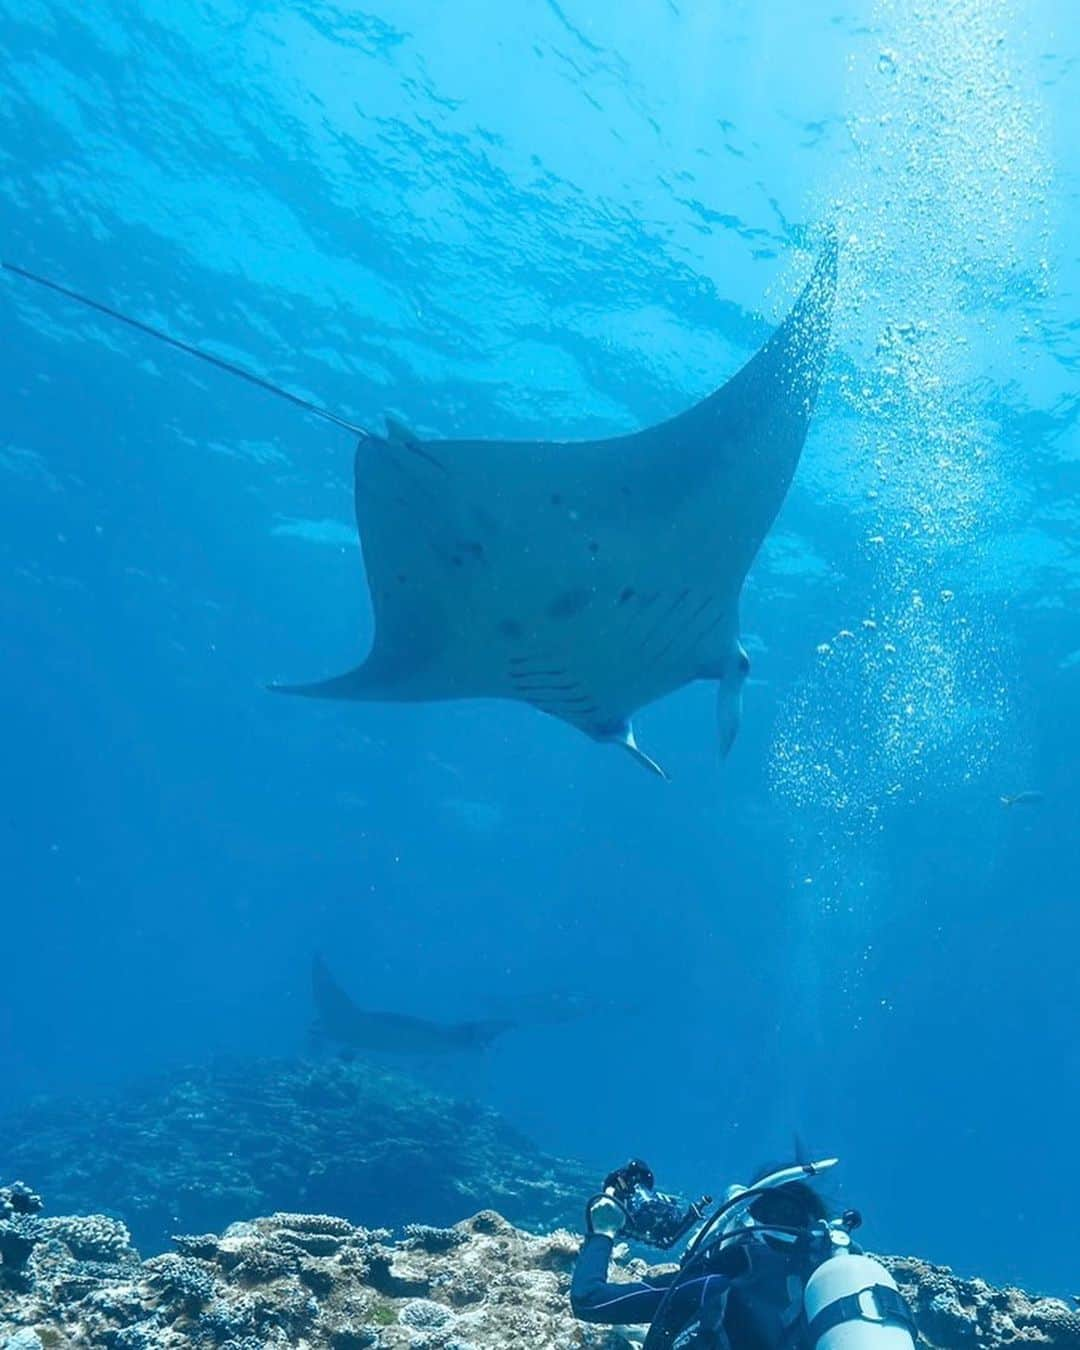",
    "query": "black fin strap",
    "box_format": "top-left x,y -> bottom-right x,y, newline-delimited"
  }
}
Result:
806,1284 -> 917,1345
